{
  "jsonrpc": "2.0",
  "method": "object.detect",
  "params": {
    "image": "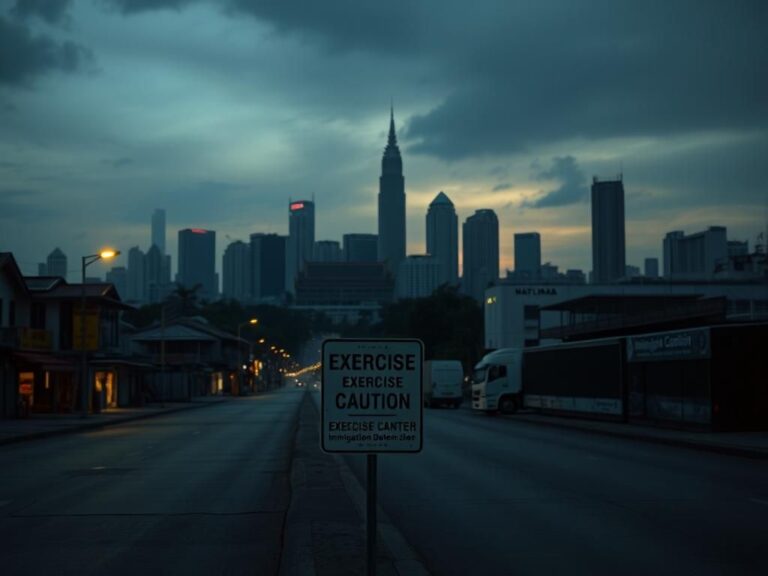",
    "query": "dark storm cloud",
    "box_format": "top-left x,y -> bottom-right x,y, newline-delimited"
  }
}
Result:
104,0 -> 197,14
492,183 -> 513,192
11,0 -> 74,24
525,156 -> 588,209
0,16 -> 92,86
403,2 -> 768,160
